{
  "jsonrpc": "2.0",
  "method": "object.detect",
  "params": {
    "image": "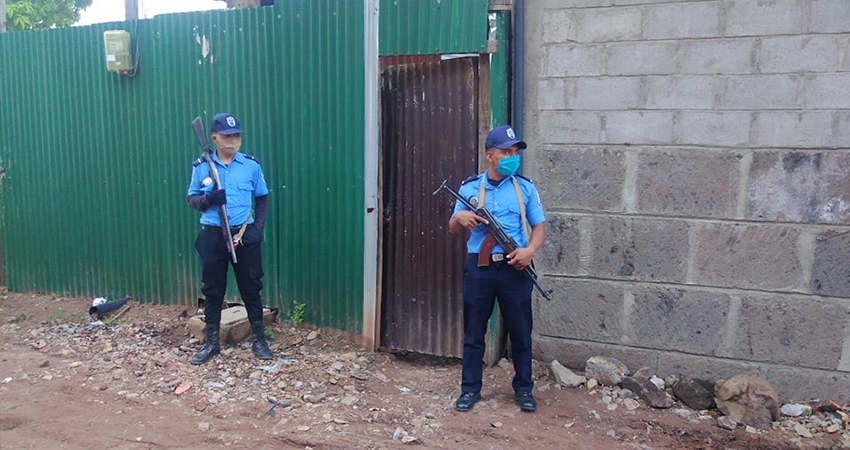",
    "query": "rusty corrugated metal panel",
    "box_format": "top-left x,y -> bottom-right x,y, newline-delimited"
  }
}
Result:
379,0 -> 488,56
0,2 -> 365,333
380,58 -> 478,357
380,54 -> 441,69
